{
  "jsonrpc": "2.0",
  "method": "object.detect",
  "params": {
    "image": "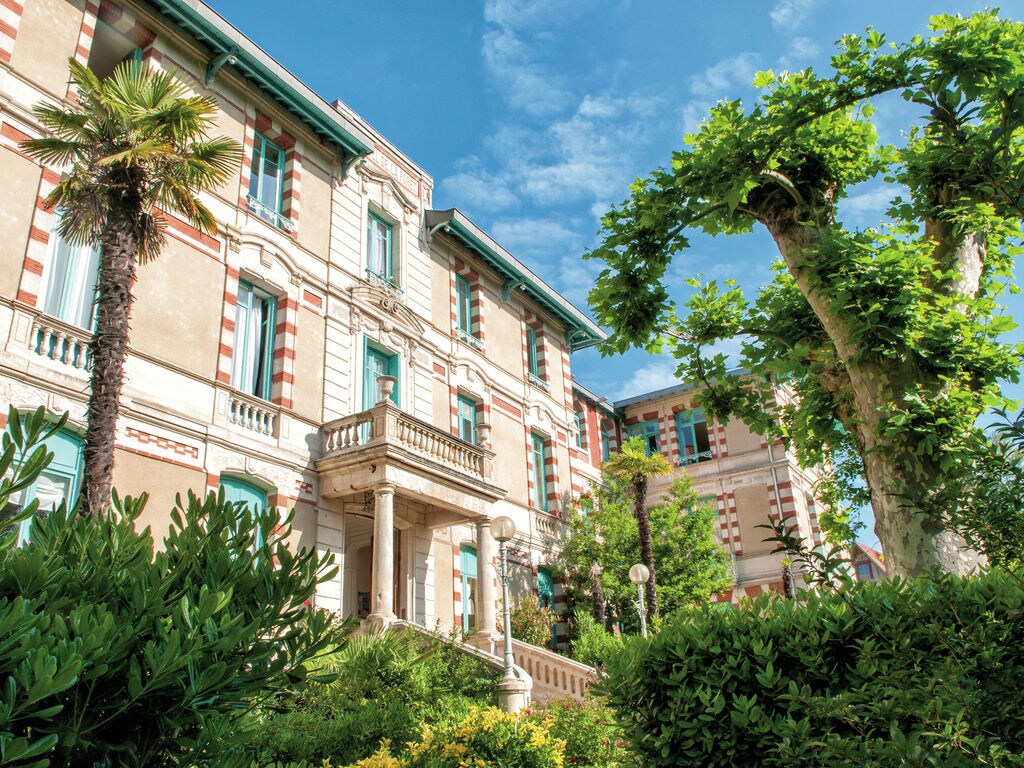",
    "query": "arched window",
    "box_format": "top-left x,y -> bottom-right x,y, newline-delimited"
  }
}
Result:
218,475 -> 269,547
